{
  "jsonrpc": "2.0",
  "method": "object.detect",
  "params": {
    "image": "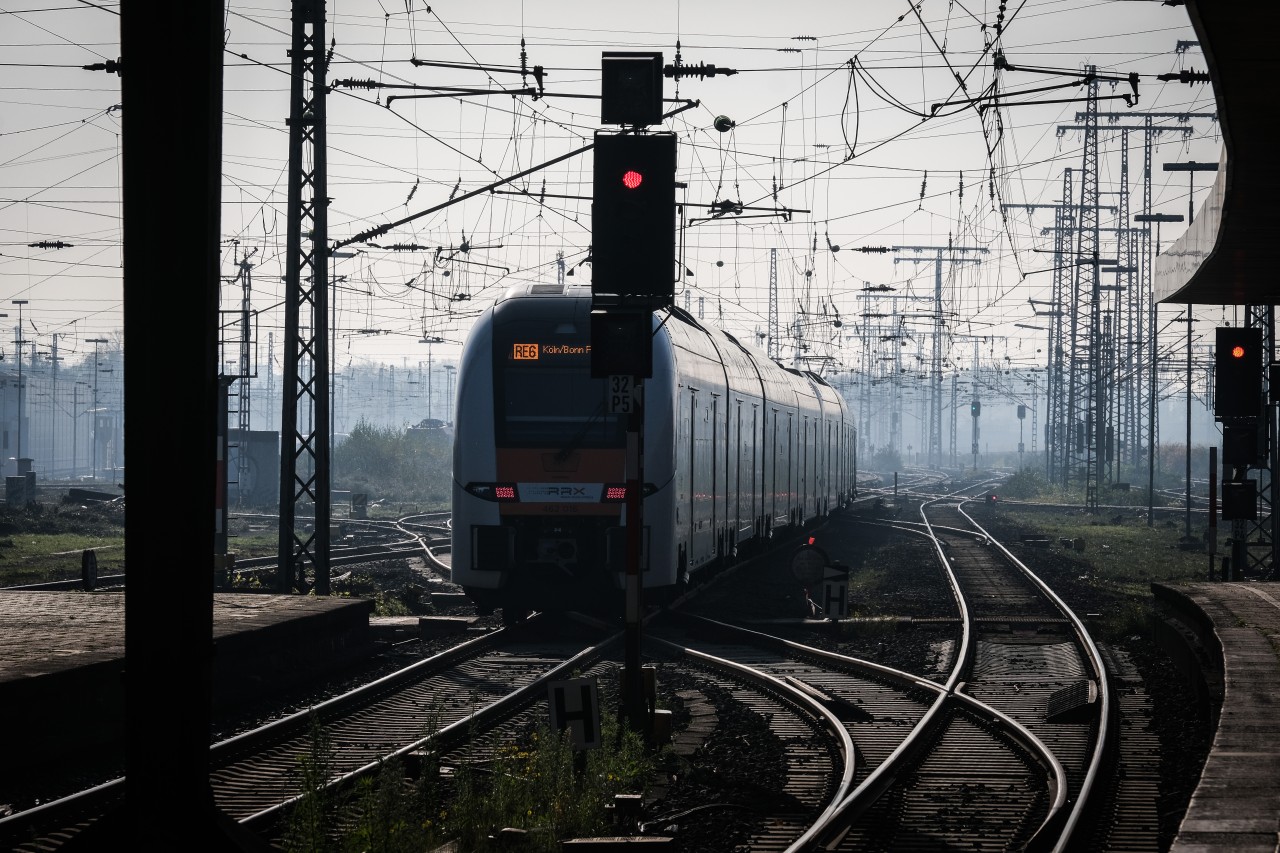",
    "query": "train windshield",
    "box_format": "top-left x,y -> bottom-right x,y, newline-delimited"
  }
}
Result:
497,367 -> 625,448
493,309 -> 626,449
